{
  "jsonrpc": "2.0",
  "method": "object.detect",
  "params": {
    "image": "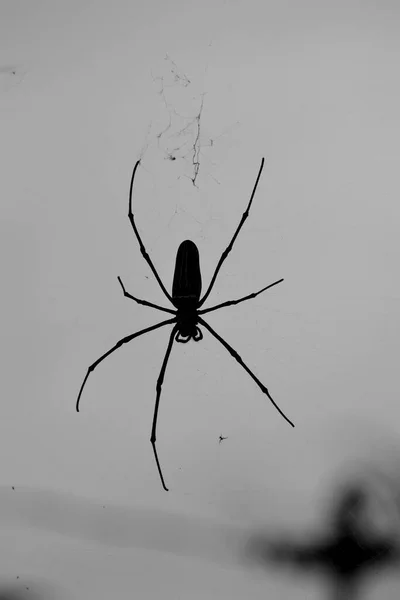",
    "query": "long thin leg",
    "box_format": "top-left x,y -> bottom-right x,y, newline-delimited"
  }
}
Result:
199,158 -> 265,307
199,278 -> 284,315
76,317 -> 176,412
198,317 -> 294,427
151,324 -> 178,491
117,277 -> 176,315
128,160 -> 173,303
